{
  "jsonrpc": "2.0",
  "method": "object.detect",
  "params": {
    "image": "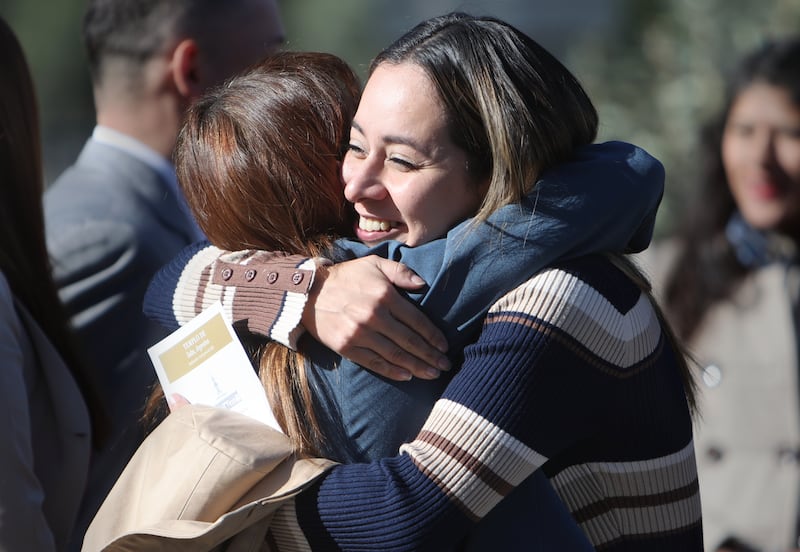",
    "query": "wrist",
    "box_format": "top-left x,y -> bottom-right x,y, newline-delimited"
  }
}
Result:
301,258 -> 332,335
